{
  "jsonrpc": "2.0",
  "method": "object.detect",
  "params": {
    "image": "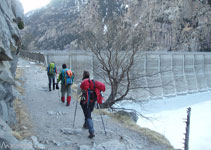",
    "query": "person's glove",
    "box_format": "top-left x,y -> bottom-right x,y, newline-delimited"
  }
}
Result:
56,83 -> 59,89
